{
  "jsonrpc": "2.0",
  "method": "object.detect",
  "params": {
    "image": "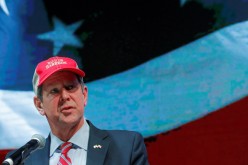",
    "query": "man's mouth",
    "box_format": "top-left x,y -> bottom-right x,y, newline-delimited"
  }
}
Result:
61,106 -> 73,112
